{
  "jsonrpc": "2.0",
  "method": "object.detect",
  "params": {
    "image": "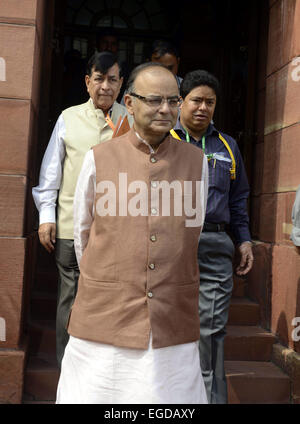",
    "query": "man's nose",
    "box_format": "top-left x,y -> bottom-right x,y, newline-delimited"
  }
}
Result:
158,98 -> 172,112
101,78 -> 110,90
198,101 -> 208,111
